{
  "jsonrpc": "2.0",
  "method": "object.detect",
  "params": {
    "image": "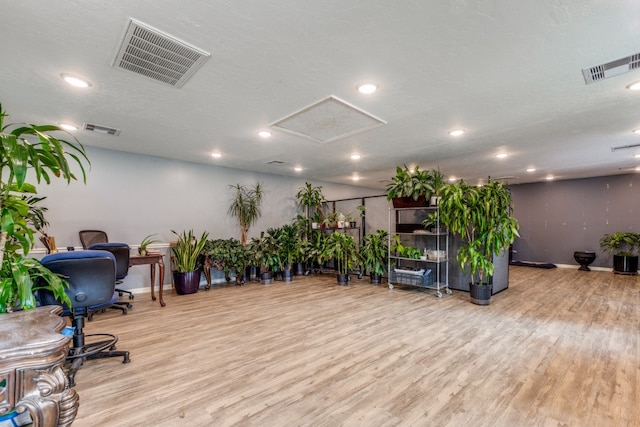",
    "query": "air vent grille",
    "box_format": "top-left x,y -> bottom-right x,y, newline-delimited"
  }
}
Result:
113,19 -> 210,88
83,123 -> 121,136
266,160 -> 288,166
582,52 -> 640,84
